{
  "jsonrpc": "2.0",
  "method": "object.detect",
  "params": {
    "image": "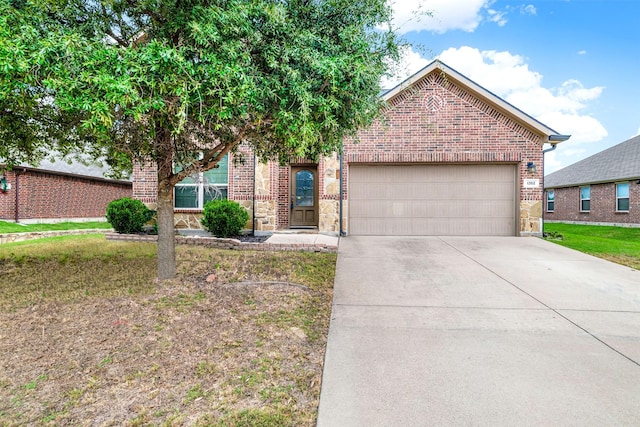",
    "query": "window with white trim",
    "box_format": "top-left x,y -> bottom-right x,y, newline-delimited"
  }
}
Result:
616,182 -> 629,212
546,190 -> 555,212
580,186 -> 590,212
174,154 -> 228,209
